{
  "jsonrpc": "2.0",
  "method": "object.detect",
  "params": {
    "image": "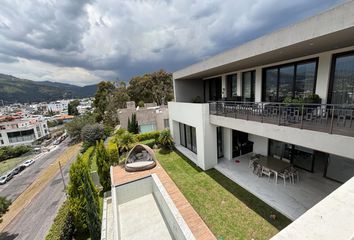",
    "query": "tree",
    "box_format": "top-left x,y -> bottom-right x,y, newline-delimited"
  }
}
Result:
68,100 -> 80,116
147,69 -> 174,105
127,113 -> 139,134
65,113 -> 96,142
81,123 -> 105,146
83,174 -> 101,240
104,81 -> 130,128
93,81 -> 115,122
0,196 -> 11,223
158,129 -> 174,148
67,156 -> 99,235
95,140 -> 111,191
127,70 -> 173,105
